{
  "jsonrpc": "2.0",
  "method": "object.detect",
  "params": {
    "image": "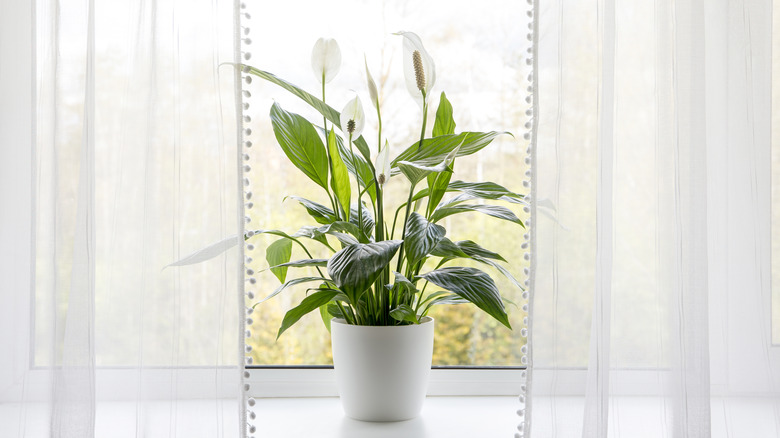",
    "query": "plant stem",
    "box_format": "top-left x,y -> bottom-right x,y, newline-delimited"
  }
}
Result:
395,182 -> 416,274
